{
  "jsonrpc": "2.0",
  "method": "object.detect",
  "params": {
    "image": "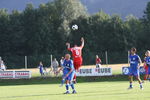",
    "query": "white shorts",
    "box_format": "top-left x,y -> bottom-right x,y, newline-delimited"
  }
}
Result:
96,64 -> 102,68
